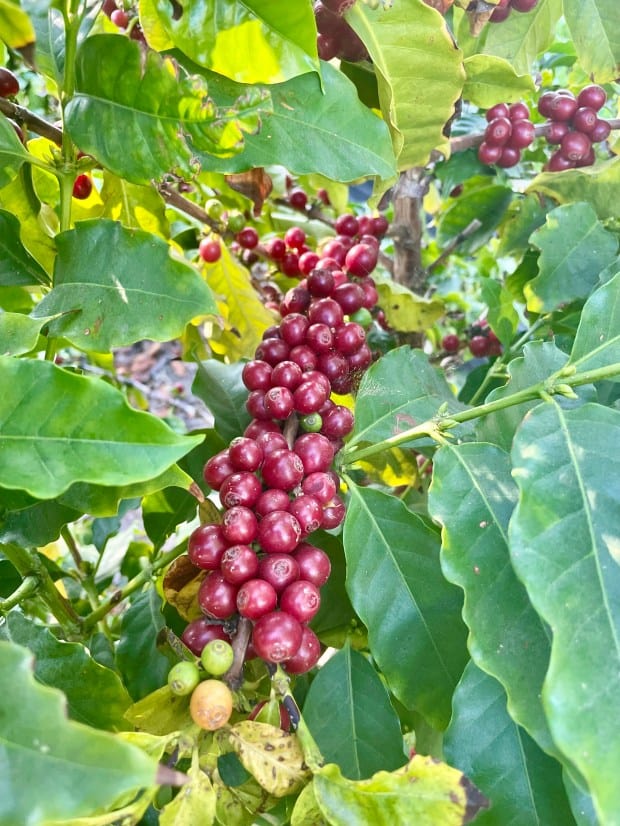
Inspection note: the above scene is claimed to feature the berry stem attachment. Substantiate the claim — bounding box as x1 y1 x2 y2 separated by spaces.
222 616 252 691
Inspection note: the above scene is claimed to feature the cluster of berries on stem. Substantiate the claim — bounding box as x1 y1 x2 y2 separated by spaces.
538 85 610 172
314 1 369 62
477 102 535 168
182 221 382 678
442 320 501 358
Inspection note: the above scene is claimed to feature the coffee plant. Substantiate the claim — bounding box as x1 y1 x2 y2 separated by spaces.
0 0 619 824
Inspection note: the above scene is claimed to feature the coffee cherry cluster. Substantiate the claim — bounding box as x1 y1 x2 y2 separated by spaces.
489 0 539 23
101 0 145 43
181 230 382 677
314 0 369 62
467 322 501 358
477 102 535 168
538 85 610 172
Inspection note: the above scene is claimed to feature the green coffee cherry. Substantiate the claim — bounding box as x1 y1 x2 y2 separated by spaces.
201 638 234 676
168 660 200 696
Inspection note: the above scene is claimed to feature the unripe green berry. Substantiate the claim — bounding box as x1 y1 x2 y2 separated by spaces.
205 199 224 220
201 638 234 676
168 660 200 696
300 413 323 433
350 307 373 328
227 211 245 233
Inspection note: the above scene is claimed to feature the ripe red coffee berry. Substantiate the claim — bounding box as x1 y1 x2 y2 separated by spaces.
285 626 322 675
237 227 259 249
204 450 235 490
321 495 346 529
288 494 323 536
222 505 258 544
237 578 278 620
181 618 230 656
508 102 530 121
219 471 262 509
228 436 263 472
560 131 591 162
293 543 331 586
294 433 335 474
371 215 389 237
299 251 320 274
477 142 503 165
264 385 295 419
199 238 222 263
258 510 302 554
571 107 598 134
345 244 378 277
576 84 606 112
110 8 129 27
548 93 577 122
497 146 521 168
485 103 510 122
220 544 260 585
545 121 569 145
590 119 611 143
511 0 538 11
280 580 321 623
0 67 19 98
72 174 93 200
289 188 308 210
442 334 460 353
469 335 491 357
242 360 272 392
252 611 303 662
335 213 360 237
266 238 286 260
198 571 238 619
255 488 291 518
262 449 305 491
258 553 300 592
508 119 535 149
484 117 512 146
285 226 306 250
188 524 228 570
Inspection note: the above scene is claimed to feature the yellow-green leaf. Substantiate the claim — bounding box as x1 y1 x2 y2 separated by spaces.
527 157 620 221
463 54 534 108
227 721 311 798
0 0 34 49
124 685 193 736
375 274 444 332
205 243 275 360
346 0 465 169
160 751 216 826
313 757 488 826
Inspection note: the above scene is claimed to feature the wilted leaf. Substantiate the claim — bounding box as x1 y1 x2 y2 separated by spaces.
163 554 205 622
225 169 272 215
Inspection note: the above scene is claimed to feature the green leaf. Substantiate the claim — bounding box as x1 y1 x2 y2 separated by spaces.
509 402 620 824
345 348 469 452
437 184 513 253
343 484 468 728
428 443 556 755
0 356 202 499
346 0 465 169
563 0 620 82
524 203 619 313
1 612 131 732
198 61 396 184
124 685 193 736
204 242 275 361
0 168 57 274
33 220 216 350
476 341 595 450
0 209 49 286
313 757 488 826
309 531 355 641
568 271 620 378
302 646 405 780
0 311 49 356
444 662 576 826
0 0 35 48
374 274 444 333
65 35 269 185
117 588 171 701
144 0 319 84
527 157 620 222
480 279 518 347
497 195 549 258
462 55 535 108
0 498 80 548
0 112 31 189
192 360 251 445
0 641 157 825
482 0 563 76
143 487 197 549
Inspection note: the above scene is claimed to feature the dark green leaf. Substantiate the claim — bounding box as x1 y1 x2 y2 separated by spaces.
444 662 576 826
1 612 131 731
0 113 31 189
438 184 513 253
303 646 405 780
0 311 49 356
0 641 156 824
142 487 197 549
0 498 80 546
525 203 619 313
0 209 49 286
497 195 549 257
309 531 355 640
343 484 468 728
0 356 202 499
345 348 469 453
117 588 171 701
65 35 269 185
568 271 620 378
509 402 620 824
428 443 556 757
192 360 251 445
33 219 216 351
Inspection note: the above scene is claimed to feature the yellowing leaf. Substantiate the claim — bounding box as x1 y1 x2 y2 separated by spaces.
227 721 311 798
204 244 276 360
160 750 216 826
313 756 488 825
0 0 35 48
163 554 206 622
375 275 444 332
356 447 420 488
124 685 193 736
463 55 535 107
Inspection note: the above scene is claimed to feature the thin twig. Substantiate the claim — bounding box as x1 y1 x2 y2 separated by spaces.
426 218 482 273
0 98 63 145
